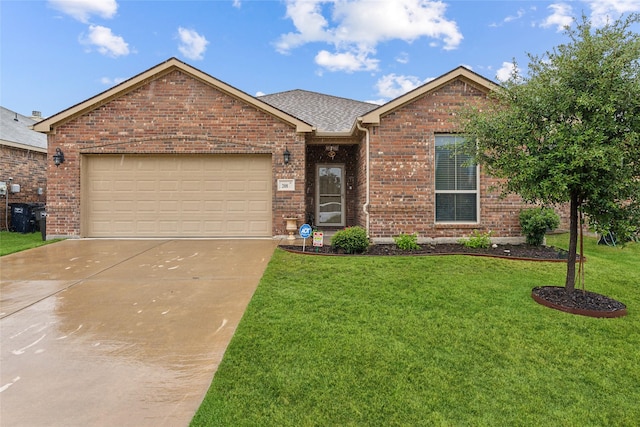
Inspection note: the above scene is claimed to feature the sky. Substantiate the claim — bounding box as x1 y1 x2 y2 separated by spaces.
1 0 639 118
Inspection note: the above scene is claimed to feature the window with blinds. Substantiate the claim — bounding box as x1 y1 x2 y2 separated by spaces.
435 135 478 222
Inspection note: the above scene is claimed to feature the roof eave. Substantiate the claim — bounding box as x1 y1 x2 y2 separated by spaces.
1 139 47 153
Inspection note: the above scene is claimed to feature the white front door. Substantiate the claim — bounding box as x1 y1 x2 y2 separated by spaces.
316 164 345 227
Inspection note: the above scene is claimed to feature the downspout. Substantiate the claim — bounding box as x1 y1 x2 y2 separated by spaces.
356 120 370 237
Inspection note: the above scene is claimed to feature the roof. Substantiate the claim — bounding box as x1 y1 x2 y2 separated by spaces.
360 66 499 125
0 106 47 151
32 59 498 138
34 57 314 134
259 90 378 133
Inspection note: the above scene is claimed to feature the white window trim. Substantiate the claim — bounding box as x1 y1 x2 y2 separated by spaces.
434 136 480 224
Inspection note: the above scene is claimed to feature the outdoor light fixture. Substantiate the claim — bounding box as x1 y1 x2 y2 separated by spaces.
283 147 291 165
53 147 65 167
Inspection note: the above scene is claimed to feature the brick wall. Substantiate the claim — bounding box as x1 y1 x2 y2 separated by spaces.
0 144 47 231
45 69 304 238
365 77 568 240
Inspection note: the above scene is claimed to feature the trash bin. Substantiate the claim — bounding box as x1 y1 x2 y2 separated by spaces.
9 203 44 234
33 205 47 240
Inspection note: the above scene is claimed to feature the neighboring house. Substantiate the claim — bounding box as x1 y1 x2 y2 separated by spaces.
34 57 540 241
0 107 47 230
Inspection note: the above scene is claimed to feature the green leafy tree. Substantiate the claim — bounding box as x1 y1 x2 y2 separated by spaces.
461 14 640 292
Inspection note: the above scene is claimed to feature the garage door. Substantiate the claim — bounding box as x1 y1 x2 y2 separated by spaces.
82 155 272 237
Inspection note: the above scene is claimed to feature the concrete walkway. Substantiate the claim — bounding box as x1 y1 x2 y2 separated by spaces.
0 239 277 426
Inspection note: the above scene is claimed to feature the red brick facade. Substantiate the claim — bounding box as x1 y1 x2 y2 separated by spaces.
45 69 305 237
37 60 567 241
362 78 567 241
0 144 47 230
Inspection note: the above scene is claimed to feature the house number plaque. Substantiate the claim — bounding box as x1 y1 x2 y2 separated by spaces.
277 179 295 191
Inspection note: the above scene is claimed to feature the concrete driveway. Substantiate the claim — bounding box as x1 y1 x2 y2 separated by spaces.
0 239 277 426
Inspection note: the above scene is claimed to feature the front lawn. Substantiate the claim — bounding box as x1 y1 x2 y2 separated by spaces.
192 234 639 426
0 231 61 256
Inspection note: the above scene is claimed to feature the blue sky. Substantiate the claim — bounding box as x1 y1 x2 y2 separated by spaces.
2 0 639 118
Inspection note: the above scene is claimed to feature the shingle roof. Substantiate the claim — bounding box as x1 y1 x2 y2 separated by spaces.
0 106 47 150
258 90 379 133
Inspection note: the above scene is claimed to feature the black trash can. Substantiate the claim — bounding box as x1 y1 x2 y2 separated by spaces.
33 205 47 240
9 203 44 234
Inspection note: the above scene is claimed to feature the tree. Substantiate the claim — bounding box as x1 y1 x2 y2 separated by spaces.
461 14 640 293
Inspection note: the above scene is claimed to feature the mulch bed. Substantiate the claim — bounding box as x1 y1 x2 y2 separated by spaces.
280 243 571 261
532 286 627 318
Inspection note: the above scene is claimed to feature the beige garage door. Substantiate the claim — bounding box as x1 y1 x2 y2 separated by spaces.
82 155 272 237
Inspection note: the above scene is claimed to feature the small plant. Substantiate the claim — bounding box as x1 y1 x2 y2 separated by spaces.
519 207 560 246
458 230 492 249
331 226 370 254
394 233 421 251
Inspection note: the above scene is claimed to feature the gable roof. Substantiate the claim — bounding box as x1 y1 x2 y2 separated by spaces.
1 106 47 152
360 66 499 125
259 90 378 134
34 57 314 134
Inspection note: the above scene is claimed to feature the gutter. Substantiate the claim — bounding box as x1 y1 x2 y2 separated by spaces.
356 119 370 237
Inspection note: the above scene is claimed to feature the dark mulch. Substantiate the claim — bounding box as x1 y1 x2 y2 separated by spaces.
281 243 571 261
532 286 627 317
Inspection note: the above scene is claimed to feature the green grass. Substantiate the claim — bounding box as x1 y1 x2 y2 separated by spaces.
0 231 61 256
192 234 640 426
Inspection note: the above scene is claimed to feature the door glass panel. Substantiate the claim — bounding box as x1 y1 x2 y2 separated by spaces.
318 166 344 226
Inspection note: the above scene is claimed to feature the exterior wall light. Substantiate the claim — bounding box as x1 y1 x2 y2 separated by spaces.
283 147 291 165
53 147 65 167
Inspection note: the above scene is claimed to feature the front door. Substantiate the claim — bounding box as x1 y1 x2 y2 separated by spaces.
316 164 345 227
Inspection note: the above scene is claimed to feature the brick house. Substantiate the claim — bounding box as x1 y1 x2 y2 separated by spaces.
34 57 541 242
1 107 47 231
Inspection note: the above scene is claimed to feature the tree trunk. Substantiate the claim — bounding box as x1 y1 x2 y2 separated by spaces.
565 191 579 293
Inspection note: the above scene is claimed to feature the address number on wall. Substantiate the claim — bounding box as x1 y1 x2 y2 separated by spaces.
277 179 295 191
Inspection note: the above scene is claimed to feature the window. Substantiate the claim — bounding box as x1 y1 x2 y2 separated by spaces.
435 135 478 222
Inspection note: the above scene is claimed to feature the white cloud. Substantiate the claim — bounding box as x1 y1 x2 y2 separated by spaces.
396 52 410 64
255 91 266 97
540 3 574 31
584 0 640 26
177 27 209 60
48 0 118 23
375 73 432 99
81 25 129 57
276 0 462 73
315 48 379 72
504 8 526 23
496 61 518 82
232 0 241 8
100 76 126 85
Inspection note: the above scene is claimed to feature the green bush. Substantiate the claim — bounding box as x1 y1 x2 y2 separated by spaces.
458 230 492 249
331 226 370 254
394 233 421 251
519 207 561 246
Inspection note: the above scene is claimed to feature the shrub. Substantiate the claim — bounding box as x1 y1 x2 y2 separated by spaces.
458 230 492 249
394 233 421 251
331 226 370 254
519 207 561 246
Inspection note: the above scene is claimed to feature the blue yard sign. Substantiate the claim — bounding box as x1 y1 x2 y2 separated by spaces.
299 223 312 239
299 223 312 251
